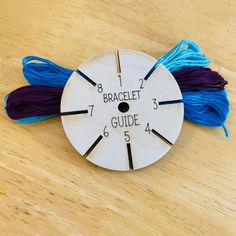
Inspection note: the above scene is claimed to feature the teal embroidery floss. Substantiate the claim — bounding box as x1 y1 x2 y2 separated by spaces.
182 88 229 137
22 56 73 87
22 39 210 87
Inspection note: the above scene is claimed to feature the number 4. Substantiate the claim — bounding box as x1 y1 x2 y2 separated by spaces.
145 123 151 134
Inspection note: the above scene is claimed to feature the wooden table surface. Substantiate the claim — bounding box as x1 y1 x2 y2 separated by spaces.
0 1 235 235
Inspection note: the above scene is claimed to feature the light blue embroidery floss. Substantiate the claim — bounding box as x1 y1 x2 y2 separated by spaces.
154 39 211 72
16 115 57 124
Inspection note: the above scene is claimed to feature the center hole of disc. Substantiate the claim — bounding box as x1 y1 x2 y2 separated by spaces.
118 102 129 113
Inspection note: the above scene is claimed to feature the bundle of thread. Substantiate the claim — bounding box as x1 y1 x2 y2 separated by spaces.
4 39 230 137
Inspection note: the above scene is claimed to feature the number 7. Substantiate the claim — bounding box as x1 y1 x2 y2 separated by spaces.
88 105 94 116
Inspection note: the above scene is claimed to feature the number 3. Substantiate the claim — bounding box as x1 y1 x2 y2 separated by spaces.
152 98 158 110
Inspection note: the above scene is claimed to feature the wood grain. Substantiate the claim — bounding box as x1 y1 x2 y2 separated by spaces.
0 0 235 235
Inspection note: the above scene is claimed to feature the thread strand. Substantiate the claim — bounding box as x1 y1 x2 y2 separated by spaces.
5 67 229 137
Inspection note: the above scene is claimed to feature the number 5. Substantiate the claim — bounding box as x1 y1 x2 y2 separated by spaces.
124 131 130 142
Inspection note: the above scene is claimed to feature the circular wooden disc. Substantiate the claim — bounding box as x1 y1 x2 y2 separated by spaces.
61 49 184 171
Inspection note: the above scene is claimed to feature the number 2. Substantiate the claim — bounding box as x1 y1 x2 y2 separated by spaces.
139 79 144 89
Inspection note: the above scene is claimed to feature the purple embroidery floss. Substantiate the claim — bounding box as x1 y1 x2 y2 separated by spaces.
173 67 228 91
5 86 63 120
